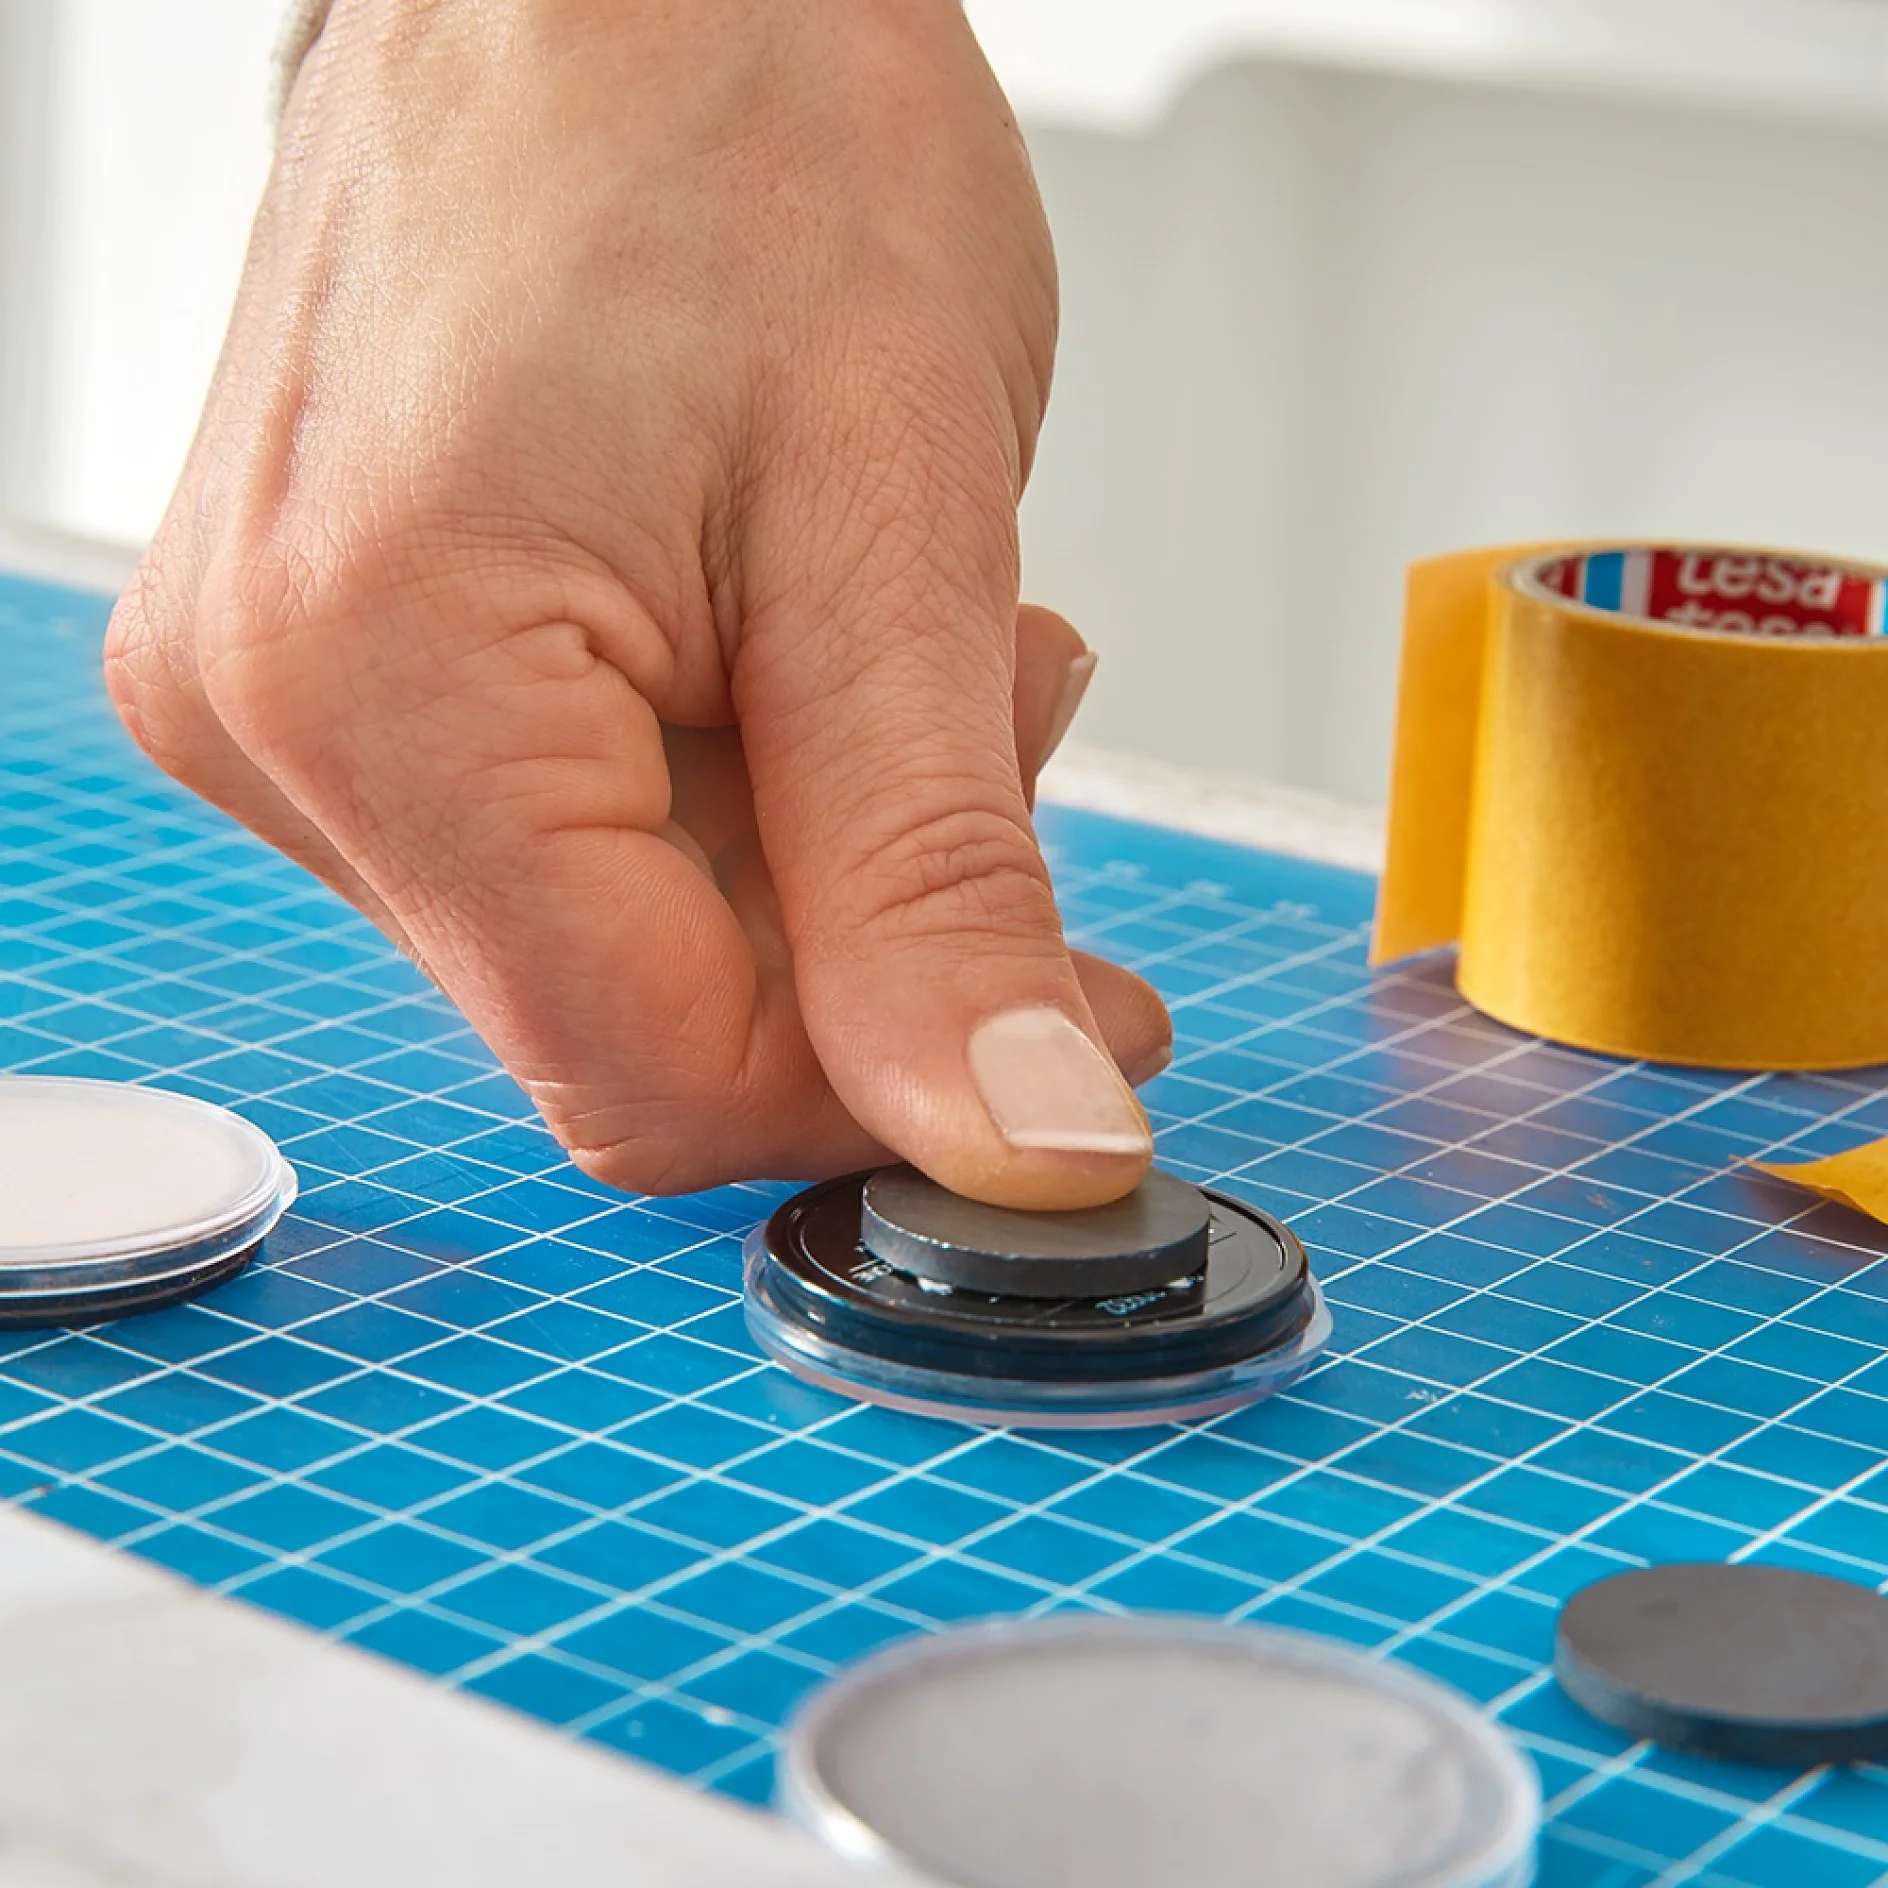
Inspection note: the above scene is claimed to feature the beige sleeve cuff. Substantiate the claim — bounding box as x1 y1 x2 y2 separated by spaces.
273 0 335 124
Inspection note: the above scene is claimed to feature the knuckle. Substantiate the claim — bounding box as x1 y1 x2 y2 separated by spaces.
528 1066 744 1200
775 319 1018 517
569 1144 701 1199
191 542 330 753
194 519 629 747
190 526 480 766
843 797 1057 949
102 560 211 783
101 591 159 740
558 1123 718 1200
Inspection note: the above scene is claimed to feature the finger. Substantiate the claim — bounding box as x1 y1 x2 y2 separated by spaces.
1072 951 1172 1089
671 600 1088 951
1011 602 1094 807
1012 612 1171 1083
665 626 1167 1094
105 544 415 953
737 383 1151 1212
197 554 872 1192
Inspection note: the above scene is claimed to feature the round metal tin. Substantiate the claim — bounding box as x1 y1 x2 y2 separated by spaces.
744 1171 1331 1427
782 1615 1540 1888
0 1077 297 1327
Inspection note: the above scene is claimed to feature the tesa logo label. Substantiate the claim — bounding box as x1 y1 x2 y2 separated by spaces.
1646 550 1873 638
1675 554 1841 608
1533 548 1885 639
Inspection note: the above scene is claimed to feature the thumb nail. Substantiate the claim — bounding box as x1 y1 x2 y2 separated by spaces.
967 1005 1151 1156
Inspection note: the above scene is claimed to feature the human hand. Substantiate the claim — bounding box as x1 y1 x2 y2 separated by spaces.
105 0 1171 1208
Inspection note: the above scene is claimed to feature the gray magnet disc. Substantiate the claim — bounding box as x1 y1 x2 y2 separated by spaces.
1556 1563 1888 1766
782 1616 1540 1888
859 1164 1210 1298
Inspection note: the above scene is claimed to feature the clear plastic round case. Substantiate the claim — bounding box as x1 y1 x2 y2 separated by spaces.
744 1170 1332 1428
783 1615 1540 1888
0 1077 296 1323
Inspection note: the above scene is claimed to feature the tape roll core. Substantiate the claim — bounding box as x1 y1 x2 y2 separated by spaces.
1375 542 1888 1071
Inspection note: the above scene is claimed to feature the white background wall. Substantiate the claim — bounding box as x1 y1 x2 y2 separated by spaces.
0 0 277 537
1023 61 1888 802
4 0 1888 806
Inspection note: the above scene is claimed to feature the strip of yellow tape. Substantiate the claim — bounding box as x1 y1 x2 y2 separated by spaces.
1372 542 1888 1220
1751 1147 1888 1222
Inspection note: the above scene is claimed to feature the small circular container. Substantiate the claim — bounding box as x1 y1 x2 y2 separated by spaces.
0 1077 297 1326
745 1172 1331 1428
782 1616 1540 1888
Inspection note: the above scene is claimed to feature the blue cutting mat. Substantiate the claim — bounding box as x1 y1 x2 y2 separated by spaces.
8 570 1888 1887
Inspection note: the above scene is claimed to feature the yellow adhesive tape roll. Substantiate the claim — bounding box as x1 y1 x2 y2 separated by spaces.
1372 542 1888 1071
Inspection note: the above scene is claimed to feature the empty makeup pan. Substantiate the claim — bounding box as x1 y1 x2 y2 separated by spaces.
784 1616 1540 1888
0 1076 296 1325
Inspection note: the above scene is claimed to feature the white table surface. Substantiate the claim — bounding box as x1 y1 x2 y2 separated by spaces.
0 1502 921 1888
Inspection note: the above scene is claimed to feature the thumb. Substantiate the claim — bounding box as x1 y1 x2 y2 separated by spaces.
737 417 1150 1210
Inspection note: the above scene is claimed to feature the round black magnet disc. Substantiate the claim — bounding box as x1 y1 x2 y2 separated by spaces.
743 1170 1331 1427
860 1164 1210 1299
1556 1563 1888 1766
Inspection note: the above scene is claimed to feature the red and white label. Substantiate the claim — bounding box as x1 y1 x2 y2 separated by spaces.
1530 548 1884 638
1647 552 1874 637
